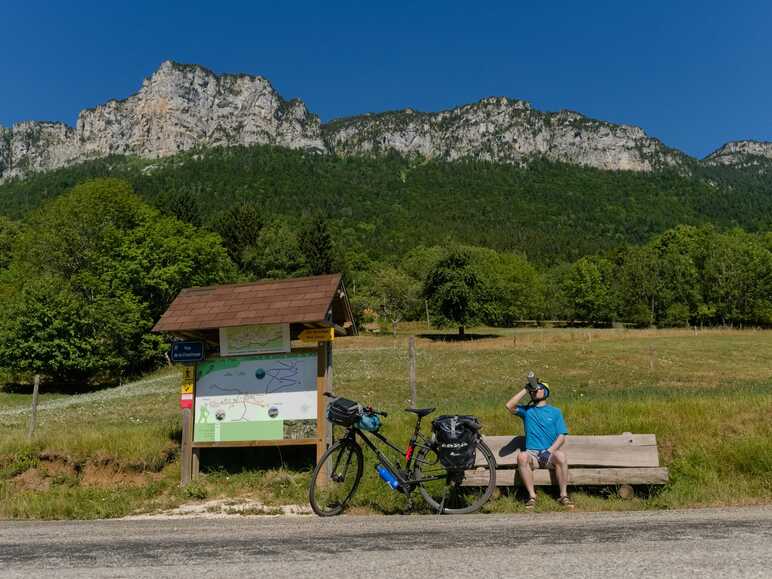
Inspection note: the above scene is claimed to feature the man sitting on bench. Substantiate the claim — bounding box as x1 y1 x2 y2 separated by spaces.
505 373 574 510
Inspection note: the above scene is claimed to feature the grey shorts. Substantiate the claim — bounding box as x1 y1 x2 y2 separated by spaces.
526 450 555 470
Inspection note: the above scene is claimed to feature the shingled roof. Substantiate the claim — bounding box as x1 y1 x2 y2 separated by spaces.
152 273 354 334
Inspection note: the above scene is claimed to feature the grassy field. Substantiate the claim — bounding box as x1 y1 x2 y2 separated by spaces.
1 327 770 519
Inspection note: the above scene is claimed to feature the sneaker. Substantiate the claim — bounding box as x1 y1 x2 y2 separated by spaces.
558 495 575 510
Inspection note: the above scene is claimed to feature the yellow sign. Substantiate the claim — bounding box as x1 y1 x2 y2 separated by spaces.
181 365 196 394
299 327 335 342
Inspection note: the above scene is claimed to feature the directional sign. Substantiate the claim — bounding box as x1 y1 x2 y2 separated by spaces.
171 341 205 363
180 365 195 395
299 327 335 343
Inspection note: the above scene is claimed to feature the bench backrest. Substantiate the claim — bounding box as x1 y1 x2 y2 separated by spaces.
478 434 660 468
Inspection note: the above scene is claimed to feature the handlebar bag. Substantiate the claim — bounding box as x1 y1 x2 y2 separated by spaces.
431 415 481 470
327 397 362 426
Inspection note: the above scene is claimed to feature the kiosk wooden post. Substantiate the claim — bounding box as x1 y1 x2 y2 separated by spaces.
180 407 193 485
177 363 197 485
191 448 201 480
315 340 334 483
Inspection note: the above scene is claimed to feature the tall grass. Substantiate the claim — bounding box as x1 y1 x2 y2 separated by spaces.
1 328 770 518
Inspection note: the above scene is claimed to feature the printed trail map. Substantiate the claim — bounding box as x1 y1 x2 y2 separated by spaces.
194 352 317 443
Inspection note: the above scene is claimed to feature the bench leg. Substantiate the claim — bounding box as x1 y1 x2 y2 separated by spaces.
618 484 635 499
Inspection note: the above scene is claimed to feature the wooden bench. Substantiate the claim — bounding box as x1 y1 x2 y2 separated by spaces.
464 433 668 491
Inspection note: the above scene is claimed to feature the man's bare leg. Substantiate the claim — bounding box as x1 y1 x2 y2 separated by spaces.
517 452 536 499
551 450 568 496
551 450 573 507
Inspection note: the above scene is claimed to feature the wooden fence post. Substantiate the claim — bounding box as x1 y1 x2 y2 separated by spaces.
649 345 657 371
27 374 40 440
408 336 417 408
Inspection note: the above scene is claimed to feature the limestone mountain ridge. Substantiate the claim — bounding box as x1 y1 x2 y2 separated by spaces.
0 61 766 181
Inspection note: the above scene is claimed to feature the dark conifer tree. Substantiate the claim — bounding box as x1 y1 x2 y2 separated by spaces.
298 213 336 275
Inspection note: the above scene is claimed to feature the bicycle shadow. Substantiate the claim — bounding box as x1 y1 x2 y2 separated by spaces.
491 436 563 487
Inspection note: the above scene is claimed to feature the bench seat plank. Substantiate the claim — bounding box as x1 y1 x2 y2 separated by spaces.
462 467 669 487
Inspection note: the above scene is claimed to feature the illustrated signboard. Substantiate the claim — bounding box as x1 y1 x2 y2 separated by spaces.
194 351 317 443
219 323 291 356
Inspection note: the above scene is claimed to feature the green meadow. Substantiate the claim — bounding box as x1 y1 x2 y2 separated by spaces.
1 327 770 519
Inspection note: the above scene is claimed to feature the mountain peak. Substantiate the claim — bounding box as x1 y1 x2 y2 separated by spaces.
704 140 772 166
1 61 324 181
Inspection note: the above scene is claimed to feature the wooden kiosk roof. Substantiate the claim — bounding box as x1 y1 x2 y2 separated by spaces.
152 273 356 336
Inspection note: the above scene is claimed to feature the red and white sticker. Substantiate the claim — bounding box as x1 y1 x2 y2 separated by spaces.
180 392 193 409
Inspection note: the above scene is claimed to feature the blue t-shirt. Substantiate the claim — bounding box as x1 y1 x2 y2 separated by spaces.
515 404 568 451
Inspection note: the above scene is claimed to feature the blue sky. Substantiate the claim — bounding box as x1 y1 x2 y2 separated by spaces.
1 0 770 158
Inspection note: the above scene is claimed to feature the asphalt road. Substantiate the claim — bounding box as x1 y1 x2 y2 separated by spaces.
1 507 770 578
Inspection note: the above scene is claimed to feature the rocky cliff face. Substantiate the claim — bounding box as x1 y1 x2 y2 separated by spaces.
0 126 9 177
324 97 685 171
4 121 78 178
703 140 772 166
75 61 324 160
0 61 324 181
0 61 747 182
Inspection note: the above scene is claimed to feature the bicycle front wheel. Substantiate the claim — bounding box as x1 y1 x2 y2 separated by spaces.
308 438 364 516
415 439 497 514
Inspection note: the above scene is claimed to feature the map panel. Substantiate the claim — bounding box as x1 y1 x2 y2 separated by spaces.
219 323 290 356
194 352 317 443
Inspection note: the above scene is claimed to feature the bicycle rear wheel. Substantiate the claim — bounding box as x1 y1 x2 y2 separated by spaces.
415 439 497 514
308 438 364 516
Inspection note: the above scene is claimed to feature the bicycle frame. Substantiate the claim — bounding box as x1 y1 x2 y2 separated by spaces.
337 417 447 490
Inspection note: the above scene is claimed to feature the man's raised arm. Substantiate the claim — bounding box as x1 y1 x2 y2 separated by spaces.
505 388 528 414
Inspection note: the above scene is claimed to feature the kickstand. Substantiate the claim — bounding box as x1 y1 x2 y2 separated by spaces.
438 484 449 514
402 489 414 513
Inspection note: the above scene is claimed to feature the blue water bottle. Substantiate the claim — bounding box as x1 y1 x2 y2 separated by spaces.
376 465 400 490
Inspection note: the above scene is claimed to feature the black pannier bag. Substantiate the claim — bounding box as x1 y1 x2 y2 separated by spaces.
327 397 362 426
432 415 481 470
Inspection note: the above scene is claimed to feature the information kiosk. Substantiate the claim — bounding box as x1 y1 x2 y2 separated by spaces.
153 273 356 483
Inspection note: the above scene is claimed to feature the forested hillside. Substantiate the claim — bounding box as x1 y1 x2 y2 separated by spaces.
1 145 770 264
0 148 770 385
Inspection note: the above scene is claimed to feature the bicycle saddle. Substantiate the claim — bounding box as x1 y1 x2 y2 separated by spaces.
404 407 435 418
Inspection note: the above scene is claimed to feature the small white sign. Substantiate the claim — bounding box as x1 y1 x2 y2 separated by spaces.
219 323 291 356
